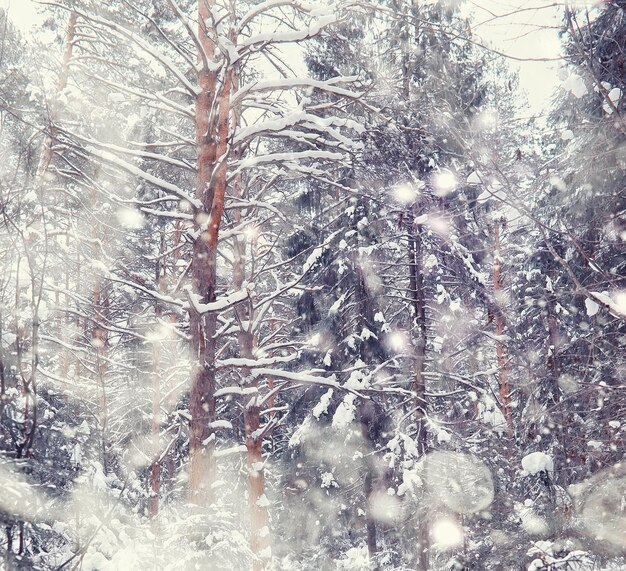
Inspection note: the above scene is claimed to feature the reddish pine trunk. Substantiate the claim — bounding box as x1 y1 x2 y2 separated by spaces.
239 315 270 569
37 11 76 179
188 0 217 503
188 0 233 506
231 199 271 567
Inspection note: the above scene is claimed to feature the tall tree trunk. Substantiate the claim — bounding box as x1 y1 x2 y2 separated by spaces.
162 222 183 494
399 3 430 564
188 0 233 506
353 254 379 569
92 274 109 473
21 11 77 461
231 179 271 568
545 265 567 483
149 229 171 517
244 357 270 571
408 218 429 571
60 196 70 392
37 11 76 180
149 299 162 518
493 220 513 436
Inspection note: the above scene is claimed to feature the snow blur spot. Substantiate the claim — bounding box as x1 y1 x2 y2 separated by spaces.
368 490 401 524
415 451 495 514
144 324 171 343
549 176 567 192
393 182 421 204
243 225 259 241
519 506 550 536
557 374 579 394
473 109 497 132
307 333 321 347
425 214 451 238
116 207 145 229
613 290 626 315
124 433 154 470
431 518 464 549
385 330 409 352
570 462 626 553
432 170 457 197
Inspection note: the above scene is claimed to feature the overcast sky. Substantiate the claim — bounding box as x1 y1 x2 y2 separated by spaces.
0 0 577 115
466 1 569 116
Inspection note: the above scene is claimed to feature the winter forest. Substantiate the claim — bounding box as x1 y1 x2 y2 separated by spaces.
0 0 624 569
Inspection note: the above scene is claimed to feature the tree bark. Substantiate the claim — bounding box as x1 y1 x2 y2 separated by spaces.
408 218 429 571
231 182 271 568
149 294 162 518
493 220 513 436
37 11 76 180
354 261 379 568
188 0 233 506
244 363 270 571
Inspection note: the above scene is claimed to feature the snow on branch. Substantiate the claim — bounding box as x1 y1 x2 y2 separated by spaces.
223 200 288 223
252 230 342 316
183 288 250 315
51 4 200 96
139 207 194 221
214 445 248 458
79 72 195 120
238 0 333 32
231 150 346 176
84 146 201 209
234 111 365 150
240 13 338 51
216 355 297 370
106 274 185 309
589 291 626 320
233 77 363 104
251 368 367 398
76 135 194 172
